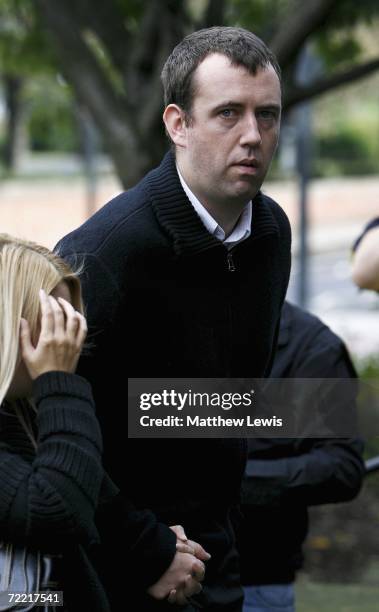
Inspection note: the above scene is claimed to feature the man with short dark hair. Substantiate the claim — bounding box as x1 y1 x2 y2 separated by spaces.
57 26 291 611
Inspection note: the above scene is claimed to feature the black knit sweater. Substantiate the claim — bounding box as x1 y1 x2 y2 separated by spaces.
56 151 291 608
0 371 113 612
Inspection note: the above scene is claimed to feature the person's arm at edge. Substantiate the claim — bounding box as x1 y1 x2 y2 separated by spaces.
244 335 365 507
352 225 379 291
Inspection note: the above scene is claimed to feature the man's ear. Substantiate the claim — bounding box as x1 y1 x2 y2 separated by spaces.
163 104 188 148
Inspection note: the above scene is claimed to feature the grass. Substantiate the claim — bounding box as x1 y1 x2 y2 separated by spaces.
296 578 379 612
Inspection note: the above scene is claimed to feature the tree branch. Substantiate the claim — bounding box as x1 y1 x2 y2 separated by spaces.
71 0 130 78
125 0 186 97
127 0 188 158
124 0 163 96
283 57 379 110
202 0 226 27
33 0 147 186
270 0 338 68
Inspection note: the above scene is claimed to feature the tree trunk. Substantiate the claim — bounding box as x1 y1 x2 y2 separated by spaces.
2 75 27 172
34 0 149 188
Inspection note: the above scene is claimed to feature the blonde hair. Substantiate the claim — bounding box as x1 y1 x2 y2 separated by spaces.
0 233 84 408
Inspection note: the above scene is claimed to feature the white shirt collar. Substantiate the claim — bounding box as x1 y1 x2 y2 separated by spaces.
177 167 252 250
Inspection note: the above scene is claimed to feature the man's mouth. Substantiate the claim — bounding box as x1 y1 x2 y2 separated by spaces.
235 159 259 167
233 159 260 174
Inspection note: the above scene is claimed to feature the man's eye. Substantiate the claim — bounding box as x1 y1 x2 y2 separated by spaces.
220 109 235 118
259 110 277 120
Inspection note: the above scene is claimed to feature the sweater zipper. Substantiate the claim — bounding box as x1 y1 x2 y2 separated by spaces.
225 247 237 375
227 251 236 272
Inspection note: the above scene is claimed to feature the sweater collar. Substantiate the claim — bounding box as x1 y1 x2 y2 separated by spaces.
146 150 280 256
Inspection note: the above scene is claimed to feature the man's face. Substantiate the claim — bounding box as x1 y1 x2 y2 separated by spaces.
176 53 281 210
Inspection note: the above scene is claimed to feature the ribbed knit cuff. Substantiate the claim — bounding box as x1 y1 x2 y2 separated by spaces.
33 372 101 449
33 371 94 407
135 522 177 589
0 457 30 522
35 440 103 501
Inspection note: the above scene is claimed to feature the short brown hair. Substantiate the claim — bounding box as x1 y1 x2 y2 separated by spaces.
161 26 281 114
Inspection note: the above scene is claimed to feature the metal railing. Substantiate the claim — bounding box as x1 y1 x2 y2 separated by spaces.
365 455 379 475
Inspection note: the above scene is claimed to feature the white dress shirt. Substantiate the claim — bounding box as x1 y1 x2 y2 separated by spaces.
177 167 252 251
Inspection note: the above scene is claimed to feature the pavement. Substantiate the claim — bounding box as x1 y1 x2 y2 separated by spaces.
1 153 378 360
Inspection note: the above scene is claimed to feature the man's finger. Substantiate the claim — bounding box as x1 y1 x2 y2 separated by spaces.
187 540 211 561
182 574 203 597
191 560 205 582
172 587 189 606
176 542 195 555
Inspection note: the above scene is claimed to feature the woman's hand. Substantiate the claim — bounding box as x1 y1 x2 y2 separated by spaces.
20 289 87 379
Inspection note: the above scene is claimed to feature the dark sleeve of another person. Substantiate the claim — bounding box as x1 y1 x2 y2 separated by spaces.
243 327 365 508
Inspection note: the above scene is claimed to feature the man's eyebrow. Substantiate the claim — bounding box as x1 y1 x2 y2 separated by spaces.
256 103 281 112
212 101 282 112
213 101 244 110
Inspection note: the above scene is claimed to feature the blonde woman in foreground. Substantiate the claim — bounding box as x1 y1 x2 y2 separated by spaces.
0 234 113 611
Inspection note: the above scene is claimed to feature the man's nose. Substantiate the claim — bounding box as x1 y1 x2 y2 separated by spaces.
240 115 262 148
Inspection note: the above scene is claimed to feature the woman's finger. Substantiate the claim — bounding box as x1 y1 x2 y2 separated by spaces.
39 289 54 338
74 313 88 351
48 295 65 337
57 297 80 339
19 318 34 360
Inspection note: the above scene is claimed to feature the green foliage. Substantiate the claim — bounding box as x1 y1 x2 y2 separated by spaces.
83 31 125 96
296 578 379 611
0 0 55 75
26 76 78 152
316 32 362 71
314 126 379 177
357 356 379 458
115 0 145 18
1 0 379 178
115 0 156 33
226 0 292 38
358 355 379 380
313 105 379 177
303 469 379 585
325 0 379 28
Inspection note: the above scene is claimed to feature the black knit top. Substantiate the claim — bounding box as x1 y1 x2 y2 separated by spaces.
0 371 113 612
